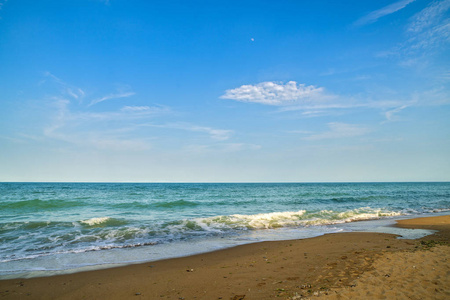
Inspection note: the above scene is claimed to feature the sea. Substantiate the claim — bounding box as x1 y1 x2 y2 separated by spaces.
1 182 449 279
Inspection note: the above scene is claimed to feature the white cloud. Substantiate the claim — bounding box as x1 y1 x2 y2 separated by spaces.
121 106 151 112
40 94 170 152
383 105 409 122
386 0 450 58
43 71 65 84
147 123 233 141
276 98 413 115
42 72 85 100
408 18 450 50
88 91 135 107
300 110 328 117
66 88 85 100
303 123 370 140
78 107 169 122
187 125 233 141
408 0 450 32
37 74 232 152
354 0 416 26
221 81 326 105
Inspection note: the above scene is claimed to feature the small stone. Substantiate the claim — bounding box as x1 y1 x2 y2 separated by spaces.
300 284 312 289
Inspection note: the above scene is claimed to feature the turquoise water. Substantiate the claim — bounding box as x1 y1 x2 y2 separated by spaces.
1 182 449 278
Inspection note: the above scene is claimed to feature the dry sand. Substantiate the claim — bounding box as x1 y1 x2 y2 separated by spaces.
0 215 448 300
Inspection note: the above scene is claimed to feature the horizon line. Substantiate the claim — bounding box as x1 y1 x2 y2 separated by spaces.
1 181 448 184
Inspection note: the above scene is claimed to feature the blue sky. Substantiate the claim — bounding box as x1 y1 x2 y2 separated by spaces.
0 0 449 182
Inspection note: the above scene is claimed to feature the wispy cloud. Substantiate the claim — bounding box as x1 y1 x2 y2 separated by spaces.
406 0 450 51
43 71 63 83
38 74 232 152
383 105 409 123
276 97 413 116
42 98 168 151
354 0 416 26
378 0 450 61
41 71 86 101
121 105 152 112
146 123 233 141
183 124 233 141
36 74 172 152
438 70 450 80
0 0 8 11
408 19 450 50
408 0 450 32
88 91 136 107
66 88 83 99
302 123 370 140
184 143 261 154
221 80 424 122
44 124 153 152
221 81 327 105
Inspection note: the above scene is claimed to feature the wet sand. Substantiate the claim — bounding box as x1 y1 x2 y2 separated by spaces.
0 215 448 299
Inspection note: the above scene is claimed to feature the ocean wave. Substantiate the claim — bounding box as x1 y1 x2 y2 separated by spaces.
153 199 200 208
0 241 160 263
329 195 390 202
79 217 129 227
0 199 84 211
429 208 450 213
203 210 308 229
0 207 440 267
169 207 404 232
112 199 200 209
0 221 75 232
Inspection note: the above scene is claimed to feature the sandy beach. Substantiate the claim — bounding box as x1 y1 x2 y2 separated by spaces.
0 215 448 300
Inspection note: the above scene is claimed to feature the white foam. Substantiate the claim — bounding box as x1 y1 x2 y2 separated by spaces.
80 217 111 226
186 208 403 231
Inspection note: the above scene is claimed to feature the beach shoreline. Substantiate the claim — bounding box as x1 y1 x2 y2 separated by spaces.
0 214 448 299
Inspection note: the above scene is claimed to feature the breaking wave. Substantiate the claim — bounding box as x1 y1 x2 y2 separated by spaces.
173 207 403 231
79 217 129 227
